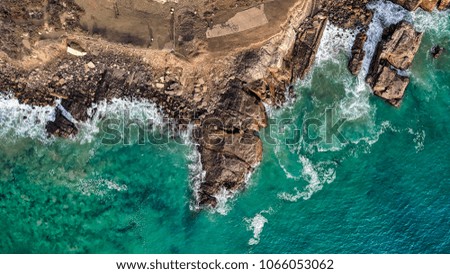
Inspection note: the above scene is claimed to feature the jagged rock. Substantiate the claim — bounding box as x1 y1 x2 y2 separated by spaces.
420 0 439 11
46 107 78 138
390 0 423 11
290 14 328 81
348 32 367 75
323 0 372 30
366 21 423 107
438 0 450 10
379 21 423 70
193 80 266 208
431 45 445 58
371 65 410 107
46 95 97 137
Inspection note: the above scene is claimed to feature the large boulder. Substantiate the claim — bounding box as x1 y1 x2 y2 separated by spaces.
371 65 410 107
379 21 424 70
390 0 423 11
420 0 439 11
366 21 423 107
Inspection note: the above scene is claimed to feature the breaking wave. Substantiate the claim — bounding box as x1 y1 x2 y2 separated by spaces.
0 93 56 143
79 98 165 144
0 92 166 145
315 23 356 65
272 0 420 203
412 8 450 35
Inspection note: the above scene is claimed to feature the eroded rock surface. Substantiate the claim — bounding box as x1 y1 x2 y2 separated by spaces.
421 0 439 11
193 80 266 208
366 21 423 107
290 13 328 81
348 32 368 76
390 0 423 11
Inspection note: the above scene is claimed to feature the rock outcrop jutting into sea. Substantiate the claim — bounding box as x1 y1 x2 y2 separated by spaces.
366 21 424 107
0 0 447 210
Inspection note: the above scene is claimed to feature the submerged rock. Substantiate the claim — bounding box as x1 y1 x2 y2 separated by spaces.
431 45 445 58
366 21 423 107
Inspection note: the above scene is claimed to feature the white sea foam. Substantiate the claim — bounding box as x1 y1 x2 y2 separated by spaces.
244 208 273 245
337 1 410 121
273 140 303 180
0 93 56 143
0 93 166 144
278 157 336 202
208 167 258 216
297 23 355 98
365 1 411 75
408 128 426 152
212 188 235 216
78 98 165 144
412 8 450 35
78 178 128 197
315 23 356 65
184 125 207 213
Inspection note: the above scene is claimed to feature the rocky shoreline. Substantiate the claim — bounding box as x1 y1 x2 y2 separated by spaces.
0 0 447 210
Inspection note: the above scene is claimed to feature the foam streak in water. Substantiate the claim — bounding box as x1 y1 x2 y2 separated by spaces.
278 157 336 202
245 208 273 245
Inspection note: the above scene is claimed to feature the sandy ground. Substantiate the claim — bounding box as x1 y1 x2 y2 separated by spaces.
74 0 301 55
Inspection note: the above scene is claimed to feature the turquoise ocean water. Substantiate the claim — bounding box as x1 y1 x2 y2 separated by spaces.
1 2 449 253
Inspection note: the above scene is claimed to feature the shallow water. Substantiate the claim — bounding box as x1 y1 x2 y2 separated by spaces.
0 4 449 253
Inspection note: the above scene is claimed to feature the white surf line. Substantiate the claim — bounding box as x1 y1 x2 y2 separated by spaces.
0 92 56 142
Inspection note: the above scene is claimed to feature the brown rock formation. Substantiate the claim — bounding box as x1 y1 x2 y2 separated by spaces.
348 32 368 76
438 0 450 10
322 0 372 30
194 80 266 208
290 13 328 81
370 66 411 107
420 0 439 11
379 22 424 70
390 0 448 11
366 21 423 107
390 0 423 11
